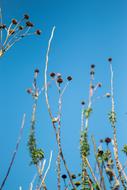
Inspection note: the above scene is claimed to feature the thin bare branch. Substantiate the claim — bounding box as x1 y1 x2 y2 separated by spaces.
0 114 26 190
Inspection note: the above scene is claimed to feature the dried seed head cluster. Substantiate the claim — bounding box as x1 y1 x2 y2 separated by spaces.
26 68 40 99
49 72 73 85
90 64 95 77
0 12 42 57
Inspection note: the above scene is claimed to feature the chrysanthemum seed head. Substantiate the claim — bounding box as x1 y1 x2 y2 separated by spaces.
57 77 63 84
91 64 95 68
34 69 39 74
108 57 112 62
50 72 55 77
105 137 111 144
67 76 72 81
61 174 67 179
24 14 29 19
26 88 32 94
26 21 34 27
12 19 17 25
36 29 41 35
98 83 102 87
19 26 23 30
106 93 111 98
81 101 85 105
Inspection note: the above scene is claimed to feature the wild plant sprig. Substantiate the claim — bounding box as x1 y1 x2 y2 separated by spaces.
0 9 41 57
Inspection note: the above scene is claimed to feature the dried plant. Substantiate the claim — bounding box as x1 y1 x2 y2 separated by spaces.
0 8 41 57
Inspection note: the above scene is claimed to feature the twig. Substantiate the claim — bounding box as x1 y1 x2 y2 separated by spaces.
42 151 53 182
0 114 26 190
44 26 76 190
110 63 127 187
91 135 106 190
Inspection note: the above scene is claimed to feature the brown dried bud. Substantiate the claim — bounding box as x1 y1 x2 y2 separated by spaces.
91 85 94 89
62 174 67 179
0 24 6 29
12 19 17 25
81 101 85 105
36 29 41 35
67 76 72 81
24 14 29 19
108 58 112 62
98 83 102 87
26 21 34 27
26 88 32 94
71 174 76 179
90 71 95 75
105 137 111 144
50 72 55 77
57 77 63 84
106 93 111 98
9 29 15 35
56 73 61 78
34 69 39 74
19 26 23 30
74 181 81 187
91 64 95 68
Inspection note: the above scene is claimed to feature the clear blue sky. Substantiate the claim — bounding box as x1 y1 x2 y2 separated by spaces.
0 0 127 189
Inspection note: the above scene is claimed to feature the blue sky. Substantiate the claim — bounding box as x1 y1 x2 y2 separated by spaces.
0 0 127 189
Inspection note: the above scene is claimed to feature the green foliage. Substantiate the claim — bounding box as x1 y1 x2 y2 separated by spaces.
122 144 127 156
28 126 44 165
80 130 90 157
102 150 111 162
108 111 116 126
84 108 92 119
28 103 44 165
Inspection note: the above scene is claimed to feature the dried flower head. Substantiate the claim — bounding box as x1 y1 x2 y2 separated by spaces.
34 69 39 74
100 139 103 143
98 150 104 156
61 174 67 179
36 30 41 35
91 64 95 68
90 71 95 75
67 76 72 81
24 14 29 19
0 24 6 29
19 26 23 30
91 85 94 89
105 137 111 144
108 57 112 62
74 181 81 187
26 88 32 94
98 83 102 87
26 21 34 27
106 93 111 98
57 77 63 84
71 174 76 179
50 72 55 77
12 19 17 25
81 101 85 105
56 73 62 78
9 29 15 35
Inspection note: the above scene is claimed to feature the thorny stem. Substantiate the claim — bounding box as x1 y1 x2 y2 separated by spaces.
44 26 76 190
0 114 26 190
110 63 127 188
